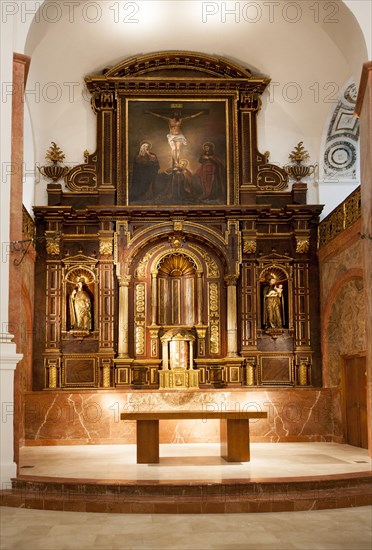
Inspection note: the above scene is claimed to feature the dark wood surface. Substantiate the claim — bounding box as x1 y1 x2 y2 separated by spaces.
343 356 368 449
121 411 267 420
121 410 267 463
137 420 159 463
220 419 250 462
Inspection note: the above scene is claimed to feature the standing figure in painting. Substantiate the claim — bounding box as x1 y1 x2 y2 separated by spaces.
145 109 205 167
131 141 160 201
263 275 285 329
156 159 199 203
195 142 224 201
69 279 92 331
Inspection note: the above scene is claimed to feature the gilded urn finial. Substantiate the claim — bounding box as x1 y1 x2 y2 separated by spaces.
284 141 315 182
38 142 70 183
288 141 310 164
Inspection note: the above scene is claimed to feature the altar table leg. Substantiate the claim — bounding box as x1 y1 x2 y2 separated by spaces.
220 419 250 462
137 420 159 463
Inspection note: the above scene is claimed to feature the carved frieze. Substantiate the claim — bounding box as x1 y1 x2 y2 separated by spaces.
189 244 220 278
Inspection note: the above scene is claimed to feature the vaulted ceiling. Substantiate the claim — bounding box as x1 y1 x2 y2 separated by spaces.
21 1 369 207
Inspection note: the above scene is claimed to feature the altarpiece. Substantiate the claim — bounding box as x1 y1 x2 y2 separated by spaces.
33 52 322 391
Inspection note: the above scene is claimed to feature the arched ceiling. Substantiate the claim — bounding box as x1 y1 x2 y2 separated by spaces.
22 1 369 206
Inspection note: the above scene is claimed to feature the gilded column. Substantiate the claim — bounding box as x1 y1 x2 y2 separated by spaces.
225 275 239 357
189 340 194 369
197 272 203 325
151 272 157 325
162 340 169 370
118 275 131 358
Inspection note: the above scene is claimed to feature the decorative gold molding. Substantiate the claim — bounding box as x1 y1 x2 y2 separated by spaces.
135 284 146 356
208 282 220 354
246 363 255 386
135 244 163 279
189 244 220 278
99 237 113 256
168 233 185 249
173 220 184 231
46 237 60 256
102 360 111 388
135 322 145 355
243 238 257 254
297 362 309 386
240 91 262 112
318 186 361 248
295 238 310 254
22 207 35 242
136 283 145 313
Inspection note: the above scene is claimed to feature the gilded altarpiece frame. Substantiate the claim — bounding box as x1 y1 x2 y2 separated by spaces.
34 52 322 391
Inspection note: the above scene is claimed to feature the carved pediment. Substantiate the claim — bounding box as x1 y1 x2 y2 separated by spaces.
161 328 195 342
62 253 98 267
258 252 293 263
85 51 269 95
97 51 254 80
257 253 293 281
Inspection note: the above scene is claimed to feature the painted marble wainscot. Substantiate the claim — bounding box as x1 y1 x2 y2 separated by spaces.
24 389 343 445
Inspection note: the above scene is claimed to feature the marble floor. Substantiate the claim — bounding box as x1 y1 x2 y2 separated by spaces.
18 442 372 481
2 443 371 549
1 505 371 549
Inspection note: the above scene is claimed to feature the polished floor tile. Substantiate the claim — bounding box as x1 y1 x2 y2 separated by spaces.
19 442 371 481
1 505 371 549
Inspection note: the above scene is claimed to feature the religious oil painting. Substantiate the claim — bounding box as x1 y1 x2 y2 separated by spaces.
127 99 229 205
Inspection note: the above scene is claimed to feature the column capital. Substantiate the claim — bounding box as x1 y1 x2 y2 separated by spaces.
224 274 239 286
118 275 131 287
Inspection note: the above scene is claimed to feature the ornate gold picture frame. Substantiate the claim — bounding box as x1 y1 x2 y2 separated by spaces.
126 98 229 206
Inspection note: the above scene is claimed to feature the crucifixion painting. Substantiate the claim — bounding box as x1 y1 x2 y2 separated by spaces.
127 100 228 206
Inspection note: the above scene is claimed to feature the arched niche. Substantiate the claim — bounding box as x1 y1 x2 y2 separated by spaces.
325 277 366 387
154 252 200 327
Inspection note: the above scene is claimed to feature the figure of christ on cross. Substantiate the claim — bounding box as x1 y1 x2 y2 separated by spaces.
145 109 205 166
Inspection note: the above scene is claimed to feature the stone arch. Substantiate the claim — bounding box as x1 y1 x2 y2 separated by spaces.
152 248 202 275
126 224 228 279
322 270 366 387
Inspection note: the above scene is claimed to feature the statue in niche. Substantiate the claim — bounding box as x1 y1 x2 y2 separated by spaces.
69 279 92 331
263 274 285 329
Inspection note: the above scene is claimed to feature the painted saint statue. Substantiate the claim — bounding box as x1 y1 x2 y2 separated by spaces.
69 279 92 331
263 275 285 329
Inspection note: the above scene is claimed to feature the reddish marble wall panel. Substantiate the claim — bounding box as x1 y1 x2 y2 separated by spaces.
318 222 365 388
355 62 372 456
24 388 342 445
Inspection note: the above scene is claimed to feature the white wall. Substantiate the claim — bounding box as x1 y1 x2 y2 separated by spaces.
1 0 371 212
14 0 367 209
